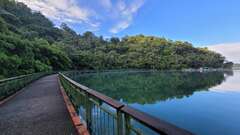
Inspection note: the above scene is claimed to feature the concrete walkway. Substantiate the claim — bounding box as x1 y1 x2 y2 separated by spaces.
0 75 76 135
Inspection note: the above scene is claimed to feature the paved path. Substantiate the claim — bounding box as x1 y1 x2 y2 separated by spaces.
0 75 76 135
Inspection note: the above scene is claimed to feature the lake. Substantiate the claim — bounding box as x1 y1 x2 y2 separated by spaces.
70 70 240 135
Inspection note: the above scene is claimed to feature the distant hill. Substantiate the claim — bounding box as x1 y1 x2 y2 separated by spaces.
0 0 226 78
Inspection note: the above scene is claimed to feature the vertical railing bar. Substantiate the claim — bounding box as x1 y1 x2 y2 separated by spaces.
113 114 115 135
86 93 92 134
103 108 105 135
93 104 95 134
94 106 96 135
108 114 111 134
98 106 100 135
95 105 97 135
100 108 102 135
117 110 123 135
107 113 109 135
84 91 87 122
96 106 99 134
80 92 83 120
125 113 131 135
100 107 102 135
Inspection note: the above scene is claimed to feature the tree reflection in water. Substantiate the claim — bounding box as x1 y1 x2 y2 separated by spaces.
72 71 228 104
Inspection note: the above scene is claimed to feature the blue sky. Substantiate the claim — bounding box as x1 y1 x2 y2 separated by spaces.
17 0 240 62
127 0 240 46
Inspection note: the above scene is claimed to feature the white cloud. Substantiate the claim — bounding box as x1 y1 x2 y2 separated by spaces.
16 0 99 28
110 0 145 33
207 42 240 63
16 0 145 33
110 20 129 33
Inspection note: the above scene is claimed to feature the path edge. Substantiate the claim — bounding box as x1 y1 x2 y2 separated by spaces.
0 88 24 106
57 75 90 135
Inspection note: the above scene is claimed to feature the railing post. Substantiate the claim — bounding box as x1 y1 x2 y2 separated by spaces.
86 93 92 134
124 113 131 135
117 110 123 135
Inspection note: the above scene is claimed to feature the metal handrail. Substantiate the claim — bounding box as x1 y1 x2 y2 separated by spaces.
0 74 30 83
0 72 51 83
59 72 194 135
121 106 192 135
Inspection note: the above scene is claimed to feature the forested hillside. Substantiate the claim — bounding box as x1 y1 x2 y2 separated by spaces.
0 0 225 78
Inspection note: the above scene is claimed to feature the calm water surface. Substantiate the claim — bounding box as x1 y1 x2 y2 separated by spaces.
72 70 240 135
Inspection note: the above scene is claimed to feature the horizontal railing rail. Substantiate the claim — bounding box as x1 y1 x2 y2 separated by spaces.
59 72 194 135
0 72 51 101
0 74 31 84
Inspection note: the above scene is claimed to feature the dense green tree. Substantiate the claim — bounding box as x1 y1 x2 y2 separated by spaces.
110 37 120 45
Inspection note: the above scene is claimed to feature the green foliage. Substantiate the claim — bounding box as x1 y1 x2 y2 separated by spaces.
67 35 225 70
0 32 71 77
0 17 8 33
0 0 72 77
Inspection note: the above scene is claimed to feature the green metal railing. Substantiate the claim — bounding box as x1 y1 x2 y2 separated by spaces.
0 73 49 101
59 72 194 135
